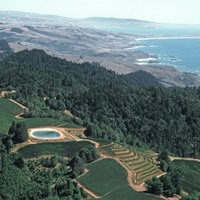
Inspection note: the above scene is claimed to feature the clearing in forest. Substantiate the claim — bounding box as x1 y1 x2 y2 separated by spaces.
78 158 162 200
0 98 84 134
99 142 163 185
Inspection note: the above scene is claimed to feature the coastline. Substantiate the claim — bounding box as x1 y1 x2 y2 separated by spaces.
128 36 200 76
135 36 200 41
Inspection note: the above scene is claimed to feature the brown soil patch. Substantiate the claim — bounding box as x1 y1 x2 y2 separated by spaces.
15 114 24 119
121 152 137 161
65 128 86 137
134 163 153 173
100 142 113 148
64 110 79 119
84 139 100 149
12 140 37 153
77 182 101 199
114 148 131 155
133 182 147 192
160 194 182 200
127 158 144 167
157 172 167 178
137 171 163 185
0 90 16 98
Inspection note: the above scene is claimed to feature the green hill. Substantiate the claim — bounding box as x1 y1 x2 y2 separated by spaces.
0 49 200 158
0 98 22 134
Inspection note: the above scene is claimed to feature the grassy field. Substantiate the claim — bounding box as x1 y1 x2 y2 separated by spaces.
18 141 92 158
22 118 84 129
0 99 83 135
173 160 200 194
78 158 161 200
87 138 112 146
62 122 84 128
0 99 22 134
98 185 161 200
78 158 128 196
22 118 67 128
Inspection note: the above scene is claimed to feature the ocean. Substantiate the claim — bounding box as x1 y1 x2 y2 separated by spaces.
135 38 200 75
98 25 200 75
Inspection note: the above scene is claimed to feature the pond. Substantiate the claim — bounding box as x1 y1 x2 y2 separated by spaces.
30 128 62 139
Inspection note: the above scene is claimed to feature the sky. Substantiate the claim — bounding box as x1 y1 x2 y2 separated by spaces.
0 0 200 24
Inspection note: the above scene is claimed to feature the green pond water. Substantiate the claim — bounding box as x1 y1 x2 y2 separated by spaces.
32 130 61 139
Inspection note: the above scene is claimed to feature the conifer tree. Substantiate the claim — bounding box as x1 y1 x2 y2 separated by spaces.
12 122 28 144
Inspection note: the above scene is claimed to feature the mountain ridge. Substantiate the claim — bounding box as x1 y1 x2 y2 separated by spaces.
0 10 159 26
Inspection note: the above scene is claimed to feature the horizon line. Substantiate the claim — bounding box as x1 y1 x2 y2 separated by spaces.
0 9 200 26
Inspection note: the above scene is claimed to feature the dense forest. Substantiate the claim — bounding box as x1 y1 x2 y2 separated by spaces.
0 49 200 158
0 40 13 59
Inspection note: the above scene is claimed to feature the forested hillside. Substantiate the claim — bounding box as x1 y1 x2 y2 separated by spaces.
0 40 13 59
0 49 200 158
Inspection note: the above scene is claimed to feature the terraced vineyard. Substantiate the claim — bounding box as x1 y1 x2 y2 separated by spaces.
78 158 162 200
100 143 163 185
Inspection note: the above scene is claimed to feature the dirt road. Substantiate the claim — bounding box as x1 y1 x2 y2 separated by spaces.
170 156 200 163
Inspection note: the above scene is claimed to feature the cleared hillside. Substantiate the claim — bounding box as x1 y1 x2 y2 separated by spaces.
100 143 162 185
0 99 22 134
78 158 162 200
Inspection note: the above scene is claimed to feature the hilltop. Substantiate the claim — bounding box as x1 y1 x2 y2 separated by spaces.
0 10 160 27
